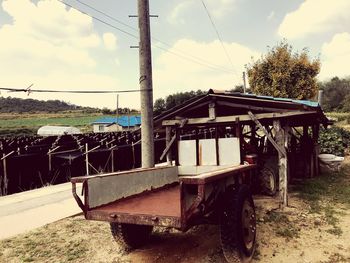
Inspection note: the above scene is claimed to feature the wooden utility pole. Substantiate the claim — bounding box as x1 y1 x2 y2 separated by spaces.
138 0 154 168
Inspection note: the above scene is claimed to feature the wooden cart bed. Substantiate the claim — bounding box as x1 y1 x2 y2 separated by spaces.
88 184 181 218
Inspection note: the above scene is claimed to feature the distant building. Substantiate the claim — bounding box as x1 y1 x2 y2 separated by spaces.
92 116 141 133
37 126 81 137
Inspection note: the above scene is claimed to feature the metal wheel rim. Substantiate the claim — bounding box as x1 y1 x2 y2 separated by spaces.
241 200 256 251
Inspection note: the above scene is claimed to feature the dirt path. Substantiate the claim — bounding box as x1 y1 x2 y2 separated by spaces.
1 162 349 263
1 196 349 263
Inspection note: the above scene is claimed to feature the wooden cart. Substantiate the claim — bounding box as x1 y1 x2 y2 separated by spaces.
71 127 257 262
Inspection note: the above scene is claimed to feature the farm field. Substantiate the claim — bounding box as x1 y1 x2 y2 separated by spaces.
0 111 348 137
326 112 350 131
0 112 112 136
0 158 349 263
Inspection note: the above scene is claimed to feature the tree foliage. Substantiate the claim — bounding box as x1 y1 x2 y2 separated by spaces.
247 41 320 100
320 77 350 112
319 126 350 156
153 89 206 116
0 97 93 113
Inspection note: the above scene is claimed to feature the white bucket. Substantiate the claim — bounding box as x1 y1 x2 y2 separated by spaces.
318 154 344 172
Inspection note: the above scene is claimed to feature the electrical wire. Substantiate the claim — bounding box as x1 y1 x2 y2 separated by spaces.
0 87 150 94
57 0 138 39
58 0 235 74
200 0 235 70
73 0 235 74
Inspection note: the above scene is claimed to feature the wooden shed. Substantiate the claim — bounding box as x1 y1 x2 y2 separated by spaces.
153 89 331 208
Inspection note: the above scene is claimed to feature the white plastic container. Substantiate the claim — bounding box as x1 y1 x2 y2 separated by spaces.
318 154 344 172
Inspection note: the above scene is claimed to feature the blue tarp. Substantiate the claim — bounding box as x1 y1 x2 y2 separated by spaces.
92 115 141 127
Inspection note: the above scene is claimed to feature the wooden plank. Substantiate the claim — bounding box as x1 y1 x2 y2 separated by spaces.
160 119 188 161
165 126 172 165
160 134 176 161
248 111 287 157
162 111 316 127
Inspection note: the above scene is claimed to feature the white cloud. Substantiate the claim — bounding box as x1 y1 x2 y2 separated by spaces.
319 32 350 80
0 0 125 109
0 0 99 68
278 0 350 39
168 2 191 25
103 32 117 51
169 0 236 24
153 39 259 99
267 11 275 21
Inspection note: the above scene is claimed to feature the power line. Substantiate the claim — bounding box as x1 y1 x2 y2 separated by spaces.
57 0 139 39
200 0 235 70
73 0 234 73
0 87 150 94
74 0 137 32
59 0 235 74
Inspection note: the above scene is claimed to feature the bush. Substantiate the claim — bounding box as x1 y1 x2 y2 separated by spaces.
319 126 350 156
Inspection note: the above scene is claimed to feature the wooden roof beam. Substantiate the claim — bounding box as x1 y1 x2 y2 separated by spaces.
162 111 317 127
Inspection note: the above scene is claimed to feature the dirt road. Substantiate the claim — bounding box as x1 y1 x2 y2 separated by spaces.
1 161 349 262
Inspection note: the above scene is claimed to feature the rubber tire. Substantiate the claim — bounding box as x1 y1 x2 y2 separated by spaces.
260 166 277 196
220 185 256 263
110 223 153 249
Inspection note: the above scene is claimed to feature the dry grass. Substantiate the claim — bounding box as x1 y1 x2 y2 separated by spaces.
1 161 350 262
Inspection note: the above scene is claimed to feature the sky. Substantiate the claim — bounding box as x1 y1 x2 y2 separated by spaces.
0 0 349 110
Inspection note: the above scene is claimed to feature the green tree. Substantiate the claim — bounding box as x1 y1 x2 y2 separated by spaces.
341 94 350 112
101 107 112 114
153 89 206 116
153 98 166 116
247 41 320 99
320 77 350 112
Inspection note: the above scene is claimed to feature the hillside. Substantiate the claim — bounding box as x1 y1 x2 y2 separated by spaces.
0 97 98 113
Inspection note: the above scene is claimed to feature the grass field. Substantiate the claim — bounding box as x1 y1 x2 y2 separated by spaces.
0 112 108 136
326 112 350 131
0 111 349 137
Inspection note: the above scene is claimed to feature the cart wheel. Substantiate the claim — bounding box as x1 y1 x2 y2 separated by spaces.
220 185 256 263
110 223 153 249
260 166 277 196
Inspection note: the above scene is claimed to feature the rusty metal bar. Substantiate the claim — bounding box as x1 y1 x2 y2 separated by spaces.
72 182 86 214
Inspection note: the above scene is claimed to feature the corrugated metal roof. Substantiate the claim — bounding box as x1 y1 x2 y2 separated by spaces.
154 89 330 128
92 115 141 127
214 90 320 107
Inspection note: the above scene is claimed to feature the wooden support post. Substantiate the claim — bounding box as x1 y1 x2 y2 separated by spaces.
165 126 172 165
250 123 256 148
195 128 199 166
2 153 8 196
215 126 219 165
48 153 52 172
85 143 89 176
312 125 320 177
175 128 179 166
111 149 115 172
235 118 243 164
273 120 288 209
209 102 216 120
